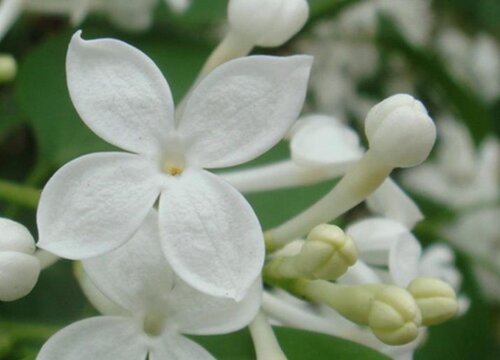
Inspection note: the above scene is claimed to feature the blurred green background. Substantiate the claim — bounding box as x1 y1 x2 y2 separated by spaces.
0 0 498 359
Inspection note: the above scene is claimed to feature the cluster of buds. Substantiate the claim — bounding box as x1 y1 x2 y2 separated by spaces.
265 223 458 346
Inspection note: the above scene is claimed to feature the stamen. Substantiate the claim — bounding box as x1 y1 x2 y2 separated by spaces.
163 161 184 177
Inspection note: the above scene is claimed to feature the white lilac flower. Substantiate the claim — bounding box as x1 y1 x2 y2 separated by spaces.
435 28 500 101
402 117 499 210
344 217 422 287
0 218 40 301
36 32 312 300
37 211 262 360
443 206 500 302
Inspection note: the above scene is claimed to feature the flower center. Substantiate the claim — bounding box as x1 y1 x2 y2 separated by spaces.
142 313 165 337
163 161 184 176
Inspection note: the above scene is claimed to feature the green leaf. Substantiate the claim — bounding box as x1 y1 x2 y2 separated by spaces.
16 30 111 167
193 327 390 360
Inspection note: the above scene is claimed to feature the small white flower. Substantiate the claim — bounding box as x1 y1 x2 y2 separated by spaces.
435 28 500 101
443 206 500 302
343 217 422 287
37 211 262 360
0 218 40 301
36 32 312 300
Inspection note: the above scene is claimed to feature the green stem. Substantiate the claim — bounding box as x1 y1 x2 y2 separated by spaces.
0 179 41 208
4 160 51 216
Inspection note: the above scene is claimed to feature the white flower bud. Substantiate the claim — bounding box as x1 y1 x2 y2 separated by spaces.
365 94 436 168
368 286 422 345
0 54 17 83
228 0 309 47
0 218 40 301
0 218 36 254
407 277 458 326
298 224 358 280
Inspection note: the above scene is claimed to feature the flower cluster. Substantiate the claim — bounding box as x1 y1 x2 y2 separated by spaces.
0 1 477 359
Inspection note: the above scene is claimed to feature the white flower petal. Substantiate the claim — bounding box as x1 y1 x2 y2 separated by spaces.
169 278 262 335
401 163 456 205
37 317 147 360
179 55 312 168
37 152 162 259
337 260 381 285
159 169 265 300
149 331 215 360
476 137 500 196
437 118 476 179
66 31 175 156
346 218 408 265
75 263 129 316
290 114 363 167
83 211 174 314
346 218 422 286
366 178 424 229
389 235 421 287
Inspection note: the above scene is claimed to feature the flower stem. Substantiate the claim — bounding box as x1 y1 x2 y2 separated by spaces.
0 179 40 208
266 150 392 251
220 160 346 193
248 312 288 360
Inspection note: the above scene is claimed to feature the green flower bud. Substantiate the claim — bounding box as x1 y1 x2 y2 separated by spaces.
407 277 458 326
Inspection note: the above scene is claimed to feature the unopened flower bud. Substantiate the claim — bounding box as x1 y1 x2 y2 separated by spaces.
228 0 309 47
369 286 422 345
407 277 458 326
299 224 357 280
365 94 436 168
0 218 40 301
0 54 17 83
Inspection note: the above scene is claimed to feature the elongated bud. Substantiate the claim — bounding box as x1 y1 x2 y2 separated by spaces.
0 218 40 301
265 224 357 281
228 0 309 47
407 277 458 326
293 280 422 345
265 95 435 250
299 224 357 280
365 94 436 168
0 54 16 83
368 286 422 345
